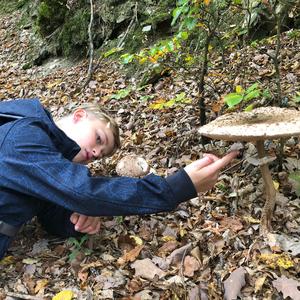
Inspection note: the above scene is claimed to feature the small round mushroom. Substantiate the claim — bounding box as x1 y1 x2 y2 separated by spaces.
116 155 150 177
198 107 300 235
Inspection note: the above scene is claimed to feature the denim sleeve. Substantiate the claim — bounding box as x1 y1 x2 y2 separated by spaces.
1 122 197 217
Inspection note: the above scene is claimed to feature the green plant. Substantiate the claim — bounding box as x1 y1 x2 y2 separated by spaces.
67 235 92 261
289 172 300 196
115 216 124 224
149 92 192 109
110 87 133 100
292 92 300 103
223 83 262 109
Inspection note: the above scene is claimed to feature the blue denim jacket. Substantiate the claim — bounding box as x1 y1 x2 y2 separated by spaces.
0 99 197 258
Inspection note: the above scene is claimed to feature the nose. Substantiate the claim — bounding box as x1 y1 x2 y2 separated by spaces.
92 146 102 159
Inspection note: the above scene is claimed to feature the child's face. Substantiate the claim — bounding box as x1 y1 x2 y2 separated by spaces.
69 109 115 164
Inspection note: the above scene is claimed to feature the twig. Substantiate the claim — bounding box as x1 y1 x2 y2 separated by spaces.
82 0 94 89
6 292 43 300
117 2 138 48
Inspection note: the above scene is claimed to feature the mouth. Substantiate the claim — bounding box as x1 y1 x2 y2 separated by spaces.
85 150 92 162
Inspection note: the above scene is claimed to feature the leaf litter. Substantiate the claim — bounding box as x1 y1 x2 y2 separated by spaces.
0 9 300 300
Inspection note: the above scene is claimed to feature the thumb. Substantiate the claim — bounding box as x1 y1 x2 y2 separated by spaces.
70 212 79 224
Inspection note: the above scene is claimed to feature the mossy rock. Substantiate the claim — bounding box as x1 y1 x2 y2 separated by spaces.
58 8 90 56
36 0 67 36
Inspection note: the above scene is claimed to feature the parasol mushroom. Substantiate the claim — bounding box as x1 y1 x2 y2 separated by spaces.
116 155 150 178
198 106 300 235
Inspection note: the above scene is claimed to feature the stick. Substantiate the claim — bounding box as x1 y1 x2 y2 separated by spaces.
82 0 94 89
6 292 43 300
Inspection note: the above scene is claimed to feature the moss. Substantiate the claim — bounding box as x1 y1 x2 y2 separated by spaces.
0 0 27 14
58 8 90 56
36 0 67 36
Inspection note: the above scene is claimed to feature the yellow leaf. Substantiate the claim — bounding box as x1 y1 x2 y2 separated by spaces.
52 290 74 300
259 253 294 269
0 256 14 265
35 279 49 294
179 228 187 238
235 85 244 94
243 215 260 224
130 235 143 246
254 276 266 293
273 180 279 190
161 235 176 242
46 79 62 89
204 0 211 5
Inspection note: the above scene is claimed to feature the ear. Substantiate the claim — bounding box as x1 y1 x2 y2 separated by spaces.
72 108 87 123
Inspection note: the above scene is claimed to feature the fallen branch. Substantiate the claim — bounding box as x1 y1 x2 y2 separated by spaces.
117 2 138 48
82 0 94 89
6 292 43 300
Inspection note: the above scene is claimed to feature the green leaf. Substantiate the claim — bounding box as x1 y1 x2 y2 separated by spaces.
244 104 254 112
246 83 259 93
244 90 260 101
110 88 132 100
120 53 134 64
177 31 189 40
103 47 123 58
224 93 244 108
171 7 184 26
183 17 197 30
293 92 300 103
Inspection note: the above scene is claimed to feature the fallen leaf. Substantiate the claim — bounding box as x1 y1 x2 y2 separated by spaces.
34 279 48 294
117 245 144 265
131 258 166 280
52 290 73 300
259 253 294 269
267 233 300 256
273 276 300 299
0 255 14 265
223 267 247 300
183 256 201 277
167 243 192 265
254 276 266 293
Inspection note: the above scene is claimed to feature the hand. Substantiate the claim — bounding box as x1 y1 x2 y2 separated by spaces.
70 213 101 235
184 151 238 193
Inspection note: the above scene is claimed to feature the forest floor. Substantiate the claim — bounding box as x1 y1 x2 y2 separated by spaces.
0 8 300 300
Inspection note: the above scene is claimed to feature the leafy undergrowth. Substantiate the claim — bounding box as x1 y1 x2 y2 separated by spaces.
1 11 300 300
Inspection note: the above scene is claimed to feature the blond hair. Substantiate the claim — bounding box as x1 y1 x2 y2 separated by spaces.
72 103 121 156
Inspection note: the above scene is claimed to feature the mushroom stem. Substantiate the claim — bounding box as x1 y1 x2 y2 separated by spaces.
256 140 277 235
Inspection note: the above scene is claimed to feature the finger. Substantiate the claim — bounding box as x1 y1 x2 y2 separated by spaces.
193 155 215 169
203 153 220 162
86 222 101 235
80 216 98 231
207 151 239 172
75 215 88 231
70 213 79 224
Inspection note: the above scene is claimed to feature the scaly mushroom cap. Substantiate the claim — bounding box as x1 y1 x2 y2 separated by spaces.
198 107 300 141
116 155 150 177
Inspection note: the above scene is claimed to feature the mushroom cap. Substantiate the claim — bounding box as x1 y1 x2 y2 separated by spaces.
116 155 150 177
198 107 300 141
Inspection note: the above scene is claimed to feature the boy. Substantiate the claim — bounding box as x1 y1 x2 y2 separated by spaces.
0 98 237 259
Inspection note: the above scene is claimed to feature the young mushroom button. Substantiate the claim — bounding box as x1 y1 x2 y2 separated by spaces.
116 155 150 178
198 107 300 236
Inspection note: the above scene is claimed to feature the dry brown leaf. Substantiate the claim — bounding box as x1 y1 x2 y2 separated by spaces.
220 216 243 233
166 243 192 266
34 279 48 294
272 275 300 299
158 241 178 257
131 258 166 280
117 245 144 265
223 267 247 300
183 256 200 277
